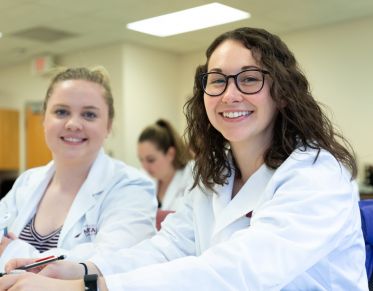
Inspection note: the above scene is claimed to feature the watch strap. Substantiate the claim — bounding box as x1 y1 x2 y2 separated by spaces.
84 274 98 291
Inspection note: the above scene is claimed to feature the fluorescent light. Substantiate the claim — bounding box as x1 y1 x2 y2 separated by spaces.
126 3 250 37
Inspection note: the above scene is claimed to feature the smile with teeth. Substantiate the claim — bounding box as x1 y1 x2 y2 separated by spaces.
222 111 251 118
62 137 87 143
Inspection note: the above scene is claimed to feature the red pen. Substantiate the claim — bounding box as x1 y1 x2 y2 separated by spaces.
35 255 55 262
0 255 65 277
16 255 66 270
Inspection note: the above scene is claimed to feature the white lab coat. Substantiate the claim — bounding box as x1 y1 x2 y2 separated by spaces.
91 147 368 290
0 149 157 271
160 161 194 211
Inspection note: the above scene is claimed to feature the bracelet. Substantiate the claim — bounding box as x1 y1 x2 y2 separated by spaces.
79 262 88 276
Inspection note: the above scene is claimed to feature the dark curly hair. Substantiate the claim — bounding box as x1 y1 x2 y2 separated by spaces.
184 27 357 191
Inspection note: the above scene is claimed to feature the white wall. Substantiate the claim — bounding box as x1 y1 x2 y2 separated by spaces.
1 16 372 182
281 16 373 180
121 44 180 167
178 52 205 131
0 43 181 170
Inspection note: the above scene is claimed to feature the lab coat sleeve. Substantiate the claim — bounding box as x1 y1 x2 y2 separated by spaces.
0 172 34 270
90 190 196 276
0 178 158 265
102 151 361 290
0 171 31 234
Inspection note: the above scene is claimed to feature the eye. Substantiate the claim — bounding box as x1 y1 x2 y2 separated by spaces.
82 111 97 121
54 109 69 117
238 71 262 85
207 73 226 86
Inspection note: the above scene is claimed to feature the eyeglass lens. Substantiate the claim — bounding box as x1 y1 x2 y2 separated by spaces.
202 70 265 96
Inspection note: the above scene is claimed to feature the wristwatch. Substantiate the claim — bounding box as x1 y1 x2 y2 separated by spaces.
83 274 98 291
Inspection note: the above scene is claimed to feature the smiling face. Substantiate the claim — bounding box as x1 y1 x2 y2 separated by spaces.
43 79 111 165
204 39 278 151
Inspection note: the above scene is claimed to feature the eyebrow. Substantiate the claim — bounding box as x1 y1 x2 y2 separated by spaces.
51 104 100 111
208 65 261 73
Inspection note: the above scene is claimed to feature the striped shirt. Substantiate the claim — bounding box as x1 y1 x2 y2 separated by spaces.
19 215 62 253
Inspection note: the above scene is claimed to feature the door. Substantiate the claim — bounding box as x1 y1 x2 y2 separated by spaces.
26 103 52 169
0 109 19 170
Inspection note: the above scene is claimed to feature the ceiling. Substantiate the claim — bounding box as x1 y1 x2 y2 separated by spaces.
1 0 373 69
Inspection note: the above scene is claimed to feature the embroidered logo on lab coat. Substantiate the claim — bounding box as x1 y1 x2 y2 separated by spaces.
83 225 97 237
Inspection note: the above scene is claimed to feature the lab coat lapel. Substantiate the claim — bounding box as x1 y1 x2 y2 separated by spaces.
212 164 274 236
58 150 109 243
12 162 55 235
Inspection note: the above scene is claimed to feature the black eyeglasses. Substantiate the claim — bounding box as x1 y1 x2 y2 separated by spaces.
200 68 269 97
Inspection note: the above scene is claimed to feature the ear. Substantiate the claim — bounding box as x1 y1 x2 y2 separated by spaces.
166 146 176 161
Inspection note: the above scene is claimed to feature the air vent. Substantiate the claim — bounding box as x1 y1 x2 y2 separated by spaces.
11 26 76 42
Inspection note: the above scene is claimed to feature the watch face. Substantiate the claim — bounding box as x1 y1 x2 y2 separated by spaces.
84 274 98 291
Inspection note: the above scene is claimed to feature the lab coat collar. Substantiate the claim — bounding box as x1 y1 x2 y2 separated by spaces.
212 162 274 236
59 149 112 243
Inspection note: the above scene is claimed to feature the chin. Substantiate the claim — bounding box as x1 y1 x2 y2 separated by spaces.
222 131 250 142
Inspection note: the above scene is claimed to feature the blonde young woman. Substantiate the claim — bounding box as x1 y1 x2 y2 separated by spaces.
0 67 157 270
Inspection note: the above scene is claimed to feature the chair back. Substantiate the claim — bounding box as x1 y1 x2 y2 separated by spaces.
156 210 175 231
359 199 373 289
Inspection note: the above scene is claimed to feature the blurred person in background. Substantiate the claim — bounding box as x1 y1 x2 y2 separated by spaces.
138 119 193 211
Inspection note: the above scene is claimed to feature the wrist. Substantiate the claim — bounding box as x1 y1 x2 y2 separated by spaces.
83 274 98 291
79 262 88 277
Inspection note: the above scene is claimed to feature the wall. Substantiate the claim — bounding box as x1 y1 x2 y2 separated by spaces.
178 51 205 131
0 62 50 171
0 42 182 171
121 44 180 167
281 16 373 180
0 15 372 182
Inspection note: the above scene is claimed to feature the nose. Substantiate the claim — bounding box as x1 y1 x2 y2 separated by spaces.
65 116 83 131
221 79 243 104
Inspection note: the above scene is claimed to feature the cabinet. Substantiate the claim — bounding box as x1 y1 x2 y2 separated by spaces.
0 109 19 170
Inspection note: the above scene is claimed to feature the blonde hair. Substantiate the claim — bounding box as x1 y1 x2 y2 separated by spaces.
43 66 114 121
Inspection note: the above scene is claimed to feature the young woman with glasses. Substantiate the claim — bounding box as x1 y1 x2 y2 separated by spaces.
0 27 366 291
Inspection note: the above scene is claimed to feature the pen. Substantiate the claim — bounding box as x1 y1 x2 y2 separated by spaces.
0 255 66 276
3 227 7 237
16 254 66 271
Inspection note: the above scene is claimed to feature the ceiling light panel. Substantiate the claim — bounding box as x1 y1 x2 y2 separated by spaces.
127 2 250 37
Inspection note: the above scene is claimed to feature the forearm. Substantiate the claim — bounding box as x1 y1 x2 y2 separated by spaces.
86 261 102 276
98 277 109 291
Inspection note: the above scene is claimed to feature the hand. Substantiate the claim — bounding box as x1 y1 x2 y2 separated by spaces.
0 233 16 256
0 272 83 291
5 259 85 280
